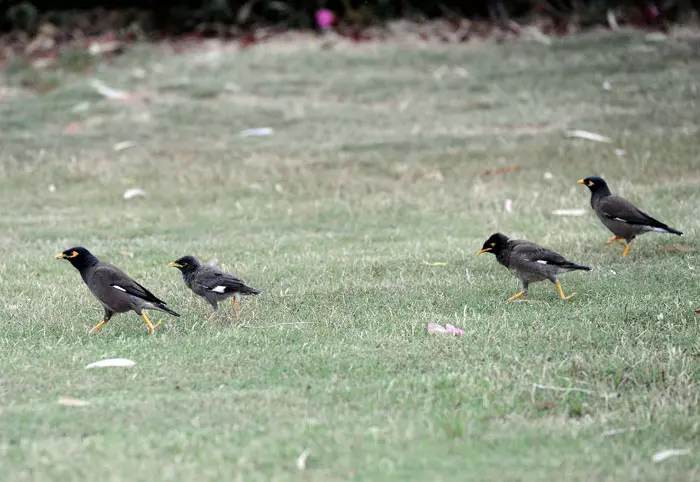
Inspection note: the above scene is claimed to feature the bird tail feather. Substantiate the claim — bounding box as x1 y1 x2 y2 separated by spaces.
654 226 683 236
642 215 683 235
562 263 591 271
242 286 263 296
154 303 181 317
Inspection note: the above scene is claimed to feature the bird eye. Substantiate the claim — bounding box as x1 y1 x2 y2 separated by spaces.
181 262 188 267
491 243 496 247
69 251 79 259
588 181 594 187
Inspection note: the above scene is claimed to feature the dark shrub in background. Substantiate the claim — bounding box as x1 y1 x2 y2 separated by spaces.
1 0 697 34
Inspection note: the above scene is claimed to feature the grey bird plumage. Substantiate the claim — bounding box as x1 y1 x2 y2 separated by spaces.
478 233 590 301
56 247 180 334
169 255 262 320
578 176 683 256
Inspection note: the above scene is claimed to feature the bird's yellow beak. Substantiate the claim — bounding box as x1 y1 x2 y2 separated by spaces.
577 179 585 185
55 251 78 259
168 262 183 268
477 248 492 255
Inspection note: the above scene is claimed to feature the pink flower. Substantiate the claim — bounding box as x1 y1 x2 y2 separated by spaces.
427 322 465 336
315 9 335 30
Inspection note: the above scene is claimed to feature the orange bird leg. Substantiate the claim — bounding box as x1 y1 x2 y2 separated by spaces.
605 236 625 247
622 242 633 257
89 320 107 334
232 298 241 320
556 281 576 300
507 291 527 302
141 311 156 334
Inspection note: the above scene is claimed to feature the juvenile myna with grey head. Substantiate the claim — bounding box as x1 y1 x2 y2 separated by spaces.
168 255 262 320
478 233 591 302
578 176 683 256
56 247 180 334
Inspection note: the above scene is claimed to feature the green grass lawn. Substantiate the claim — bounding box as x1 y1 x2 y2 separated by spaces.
1 30 700 480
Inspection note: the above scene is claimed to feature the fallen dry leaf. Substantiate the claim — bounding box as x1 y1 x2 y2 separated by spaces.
90 79 129 100
534 400 555 410
88 40 123 56
85 358 136 369
123 188 147 200
658 244 695 253
240 127 274 137
296 449 311 471
504 199 513 213
57 396 90 407
71 101 91 113
90 79 143 105
565 130 612 143
652 449 690 463
551 208 586 217
484 166 520 176
422 261 447 267
602 427 635 438
119 251 134 257
113 141 136 152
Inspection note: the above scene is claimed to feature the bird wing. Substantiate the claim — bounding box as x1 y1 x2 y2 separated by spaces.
196 266 250 294
510 241 569 266
597 195 672 230
92 264 167 304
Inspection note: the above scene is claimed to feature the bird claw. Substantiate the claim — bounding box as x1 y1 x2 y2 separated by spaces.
562 292 577 300
507 292 527 302
88 320 107 334
605 236 625 247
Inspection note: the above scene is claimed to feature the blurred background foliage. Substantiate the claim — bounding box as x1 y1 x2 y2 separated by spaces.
1 0 698 36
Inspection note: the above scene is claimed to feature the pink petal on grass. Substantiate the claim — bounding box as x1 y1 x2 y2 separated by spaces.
428 323 448 334
445 324 466 335
428 323 465 336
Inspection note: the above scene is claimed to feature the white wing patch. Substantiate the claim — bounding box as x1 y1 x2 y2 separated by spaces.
112 285 127 292
613 217 629 223
536 260 548 265
210 286 227 293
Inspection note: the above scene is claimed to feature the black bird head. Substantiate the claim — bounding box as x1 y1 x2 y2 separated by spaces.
478 233 510 256
577 176 611 195
55 246 99 270
168 255 200 273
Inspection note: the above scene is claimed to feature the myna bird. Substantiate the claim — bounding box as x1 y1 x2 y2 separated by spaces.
56 247 180 334
578 176 683 256
478 233 590 302
168 255 262 321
